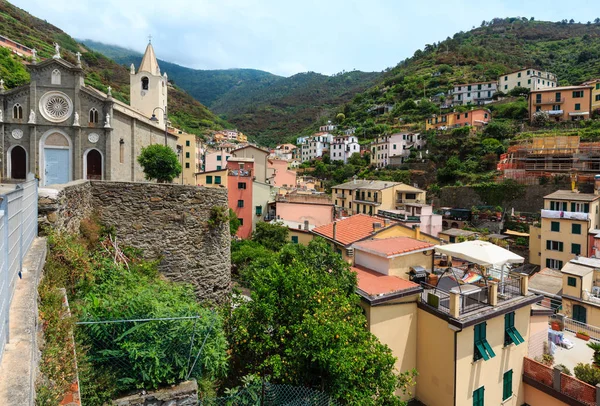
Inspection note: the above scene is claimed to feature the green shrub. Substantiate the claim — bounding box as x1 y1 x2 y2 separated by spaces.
575 363 600 386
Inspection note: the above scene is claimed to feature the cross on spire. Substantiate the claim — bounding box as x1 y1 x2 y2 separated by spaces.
148 34 152 44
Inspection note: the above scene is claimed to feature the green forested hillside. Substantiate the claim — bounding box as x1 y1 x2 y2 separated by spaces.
80 39 281 108
330 18 600 137
0 1 228 136
82 40 381 146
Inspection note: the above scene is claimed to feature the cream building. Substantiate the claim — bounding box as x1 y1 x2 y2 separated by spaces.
530 190 600 270
176 131 204 185
500 68 557 93
370 133 425 168
331 179 426 216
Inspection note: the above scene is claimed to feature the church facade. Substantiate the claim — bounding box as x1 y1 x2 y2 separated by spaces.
0 42 177 186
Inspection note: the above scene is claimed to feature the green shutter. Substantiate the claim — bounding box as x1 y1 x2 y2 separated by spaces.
571 202 576 212
572 224 582 234
559 242 564 252
551 222 560 232
568 277 577 287
572 244 581 255
473 386 484 406
291 236 298 244
503 370 513 400
206 176 213 184
546 240 551 250
584 203 590 213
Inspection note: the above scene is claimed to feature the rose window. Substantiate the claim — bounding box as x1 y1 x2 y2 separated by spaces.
39 91 73 123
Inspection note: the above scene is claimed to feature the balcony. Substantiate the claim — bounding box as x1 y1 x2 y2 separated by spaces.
228 169 253 177
540 209 589 221
533 98 564 105
353 199 381 206
419 272 526 318
336 194 347 199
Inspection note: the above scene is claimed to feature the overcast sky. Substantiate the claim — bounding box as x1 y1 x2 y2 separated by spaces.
10 0 600 77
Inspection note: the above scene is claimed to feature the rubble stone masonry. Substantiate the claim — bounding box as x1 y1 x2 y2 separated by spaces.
38 181 231 303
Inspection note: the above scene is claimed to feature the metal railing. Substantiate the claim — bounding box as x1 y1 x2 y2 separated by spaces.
497 277 521 301
0 176 38 363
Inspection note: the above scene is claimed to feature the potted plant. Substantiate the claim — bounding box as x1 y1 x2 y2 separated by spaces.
577 331 591 341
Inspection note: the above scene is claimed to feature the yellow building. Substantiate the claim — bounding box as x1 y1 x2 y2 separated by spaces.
331 179 426 216
536 190 600 270
582 78 600 114
559 257 600 328
425 112 455 130
195 168 228 189
176 131 204 185
351 237 538 405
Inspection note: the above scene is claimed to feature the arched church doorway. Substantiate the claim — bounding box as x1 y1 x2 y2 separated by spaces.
85 149 103 180
9 146 27 180
41 131 71 186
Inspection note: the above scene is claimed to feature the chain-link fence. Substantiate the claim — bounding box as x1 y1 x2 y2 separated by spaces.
75 314 219 404
200 382 343 406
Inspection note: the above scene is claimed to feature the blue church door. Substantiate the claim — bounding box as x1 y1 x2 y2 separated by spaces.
44 148 69 185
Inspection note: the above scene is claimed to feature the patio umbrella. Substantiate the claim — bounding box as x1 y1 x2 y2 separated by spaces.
435 240 524 286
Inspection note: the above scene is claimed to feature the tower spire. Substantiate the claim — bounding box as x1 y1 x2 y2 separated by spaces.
138 40 160 75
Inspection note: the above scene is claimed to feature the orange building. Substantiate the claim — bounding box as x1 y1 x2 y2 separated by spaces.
529 85 593 123
227 158 254 238
425 108 491 130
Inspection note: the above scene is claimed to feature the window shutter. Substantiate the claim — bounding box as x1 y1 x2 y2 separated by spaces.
546 240 551 250
571 202 576 212
559 242 564 252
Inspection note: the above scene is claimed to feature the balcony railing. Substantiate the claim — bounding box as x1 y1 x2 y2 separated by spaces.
353 199 381 206
534 98 564 105
228 169 253 177
419 275 525 318
541 209 589 221
336 194 347 199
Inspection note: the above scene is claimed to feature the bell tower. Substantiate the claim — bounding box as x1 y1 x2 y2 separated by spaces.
130 39 168 127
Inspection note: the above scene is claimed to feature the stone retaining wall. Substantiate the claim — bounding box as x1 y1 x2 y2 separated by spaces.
38 181 230 303
112 380 197 406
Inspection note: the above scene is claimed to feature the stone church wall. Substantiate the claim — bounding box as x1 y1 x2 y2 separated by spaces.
38 180 231 303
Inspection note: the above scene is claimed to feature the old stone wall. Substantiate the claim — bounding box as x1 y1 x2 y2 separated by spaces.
38 180 93 234
434 184 569 213
38 180 231 303
112 380 197 406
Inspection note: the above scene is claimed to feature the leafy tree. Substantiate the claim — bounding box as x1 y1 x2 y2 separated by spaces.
507 86 530 97
532 111 550 127
137 144 182 183
227 239 416 405
437 156 464 184
481 138 505 156
229 208 241 236
251 221 289 251
348 152 366 166
595 18 600 24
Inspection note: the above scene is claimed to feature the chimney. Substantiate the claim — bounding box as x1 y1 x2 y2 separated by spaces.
373 222 382 232
413 224 421 240
333 222 337 242
304 220 309 231
384 218 390 226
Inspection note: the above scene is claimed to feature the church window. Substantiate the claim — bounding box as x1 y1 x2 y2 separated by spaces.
13 103 23 119
141 77 149 90
89 108 99 124
51 69 61 85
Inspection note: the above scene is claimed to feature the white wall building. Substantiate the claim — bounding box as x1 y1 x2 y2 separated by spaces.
452 81 497 105
370 133 425 168
330 136 360 163
300 133 333 162
296 136 309 145
500 68 557 93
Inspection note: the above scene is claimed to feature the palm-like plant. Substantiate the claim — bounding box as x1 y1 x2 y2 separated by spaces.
587 341 600 367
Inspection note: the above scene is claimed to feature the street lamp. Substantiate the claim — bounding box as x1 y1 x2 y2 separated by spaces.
150 106 168 146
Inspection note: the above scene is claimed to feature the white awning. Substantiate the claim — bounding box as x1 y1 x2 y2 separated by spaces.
569 112 589 116
548 110 563 116
435 240 524 268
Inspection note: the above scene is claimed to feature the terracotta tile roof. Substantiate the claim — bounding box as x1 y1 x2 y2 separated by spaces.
352 237 434 257
312 214 387 246
352 265 419 297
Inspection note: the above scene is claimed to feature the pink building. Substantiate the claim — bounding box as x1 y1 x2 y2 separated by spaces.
204 150 231 172
227 158 254 238
270 194 334 227
267 159 297 188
